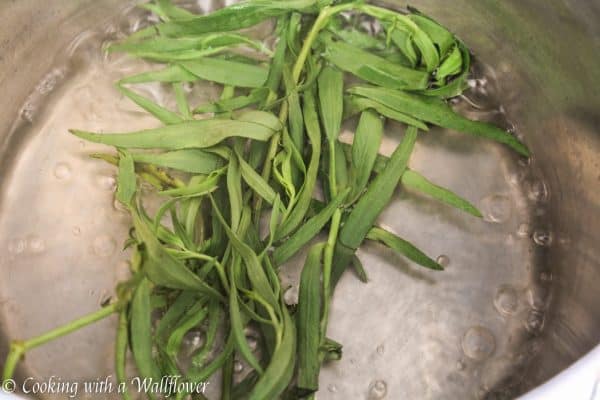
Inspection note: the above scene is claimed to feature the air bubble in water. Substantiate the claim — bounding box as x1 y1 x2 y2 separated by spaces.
436 255 450 268
368 380 388 399
462 326 496 360
54 162 72 180
28 236 46 253
525 310 545 334
507 170 525 186
36 68 65 94
234 360 244 374
93 235 116 257
533 230 553 247
97 175 117 191
528 181 549 203
516 223 530 238
21 103 35 122
482 194 512 224
247 335 258 351
494 285 519 316
284 286 299 305
181 330 205 356
8 238 27 254
182 82 194 93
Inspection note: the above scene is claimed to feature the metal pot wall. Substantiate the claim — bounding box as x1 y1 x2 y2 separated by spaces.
0 1 598 399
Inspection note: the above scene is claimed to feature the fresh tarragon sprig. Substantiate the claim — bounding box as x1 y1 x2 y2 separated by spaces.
2 1 528 399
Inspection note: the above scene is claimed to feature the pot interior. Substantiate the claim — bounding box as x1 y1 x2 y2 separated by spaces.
0 1 598 399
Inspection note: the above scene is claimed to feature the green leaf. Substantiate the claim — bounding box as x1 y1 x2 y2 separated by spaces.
423 41 471 98
317 65 344 142
130 278 161 382
180 58 269 88
297 243 325 393
210 199 279 311
159 170 223 198
229 262 264 374
193 88 269 114
283 67 305 160
236 110 283 132
350 110 383 200
119 65 198 84
351 254 369 283
187 333 235 383
117 84 184 125
366 226 443 270
332 126 419 285
348 86 530 156
319 337 343 362
236 149 277 205
248 307 296 400
334 141 349 192
132 149 223 174
115 310 132 400
339 126 418 250
273 187 350 266
116 149 136 207
131 205 224 300
276 87 322 239
435 45 463 83
166 300 209 360
408 11 455 59
155 291 199 343
328 20 386 50
192 299 221 366
70 115 279 150
227 155 243 232
173 82 192 119
156 0 196 20
323 39 429 90
402 170 483 217
365 149 483 218
156 0 318 37
387 28 418 67
344 95 428 130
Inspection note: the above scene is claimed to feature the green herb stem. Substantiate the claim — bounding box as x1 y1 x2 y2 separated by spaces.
292 3 356 84
320 207 342 340
2 302 121 381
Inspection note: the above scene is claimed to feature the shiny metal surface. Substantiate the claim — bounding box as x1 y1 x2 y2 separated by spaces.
0 1 598 399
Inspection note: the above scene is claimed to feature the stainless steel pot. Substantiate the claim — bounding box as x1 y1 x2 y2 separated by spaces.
0 1 598 399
